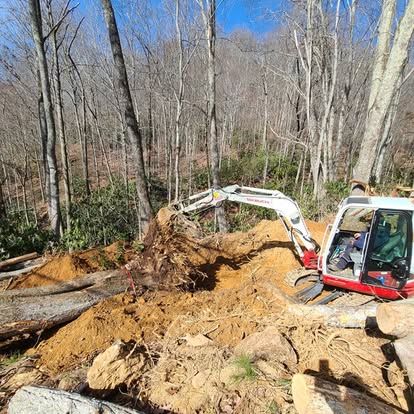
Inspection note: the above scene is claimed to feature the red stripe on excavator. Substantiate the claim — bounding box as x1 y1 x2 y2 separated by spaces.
303 250 319 270
322 274 414 299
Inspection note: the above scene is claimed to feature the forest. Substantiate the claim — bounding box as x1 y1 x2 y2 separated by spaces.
1 1 414 413
0 0 413 255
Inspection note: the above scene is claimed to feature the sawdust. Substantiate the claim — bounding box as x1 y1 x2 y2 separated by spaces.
9 242 133 289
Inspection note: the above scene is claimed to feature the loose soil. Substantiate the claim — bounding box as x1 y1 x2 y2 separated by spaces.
37 214 326 374
9 242 134 290
3 210 407 413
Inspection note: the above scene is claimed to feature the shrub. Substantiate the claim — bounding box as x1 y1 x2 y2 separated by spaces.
61 176 167 250
0 211 51 261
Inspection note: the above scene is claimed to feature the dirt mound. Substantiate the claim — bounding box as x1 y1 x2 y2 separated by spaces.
10 242 133 289
126 207 319 290
32 212 407 411
37 284 272 373
36 213 327 373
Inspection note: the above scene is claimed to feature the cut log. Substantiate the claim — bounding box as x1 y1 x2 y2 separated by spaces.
376 299 414 389
292 373 403 414
0 252 39 270
286 303 377 328
8 385 143 413
376 298 414 338
0 270 127 341
394 335 414 387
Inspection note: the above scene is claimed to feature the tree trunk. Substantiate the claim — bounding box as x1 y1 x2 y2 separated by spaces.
174 0 184 202
37 76 49 207
8 386 144 414
292 373 403 414
29 0 61 237
101 0 153 230
0 178 5 219
202 0 228 232
286 303 377 328
352 0 414 194
0 252 39 270
0 270 126 341
51 29 71 232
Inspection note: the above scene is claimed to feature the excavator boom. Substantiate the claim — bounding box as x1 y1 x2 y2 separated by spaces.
175 185 319 269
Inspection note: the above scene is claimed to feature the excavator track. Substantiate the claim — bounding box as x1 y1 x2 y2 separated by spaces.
284 268 320 287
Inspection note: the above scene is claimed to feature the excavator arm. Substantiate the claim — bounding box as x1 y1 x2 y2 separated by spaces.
175 185 319 269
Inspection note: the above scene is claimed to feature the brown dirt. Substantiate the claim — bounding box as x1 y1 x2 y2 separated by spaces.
36 215 325 374
31 212 406 412
9 242 134 290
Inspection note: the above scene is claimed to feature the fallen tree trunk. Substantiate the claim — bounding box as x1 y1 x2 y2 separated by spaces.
377 298 414 388
286 303 377 328
0 252 39 270
0 270 127 341
292 373 403 414
8 385 143 414
0 261 43 281
1 270 126 298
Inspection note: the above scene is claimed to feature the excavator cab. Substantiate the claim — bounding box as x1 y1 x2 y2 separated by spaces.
322 197 414 299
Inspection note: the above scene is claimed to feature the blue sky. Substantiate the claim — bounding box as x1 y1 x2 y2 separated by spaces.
76 0 282 36
215 0 282 34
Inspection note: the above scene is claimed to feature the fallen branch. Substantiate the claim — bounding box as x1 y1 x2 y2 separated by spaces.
292 373 403 414
8 385 144 413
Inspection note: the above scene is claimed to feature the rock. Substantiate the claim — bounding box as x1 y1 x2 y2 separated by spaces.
219 365 241 386
191 369 211 388
234 326 297 367
4 369 42 389
8 385 144 414
256 360 284 380
184 333 213 347
87 341 145 390
58 368 87 391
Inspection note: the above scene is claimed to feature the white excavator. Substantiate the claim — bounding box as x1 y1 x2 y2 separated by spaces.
175 185 414 303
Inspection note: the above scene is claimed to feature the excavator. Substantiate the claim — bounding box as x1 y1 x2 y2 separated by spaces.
174 185 414 303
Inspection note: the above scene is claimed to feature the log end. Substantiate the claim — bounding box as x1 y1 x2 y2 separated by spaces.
376 302 396 335
292 373 311 414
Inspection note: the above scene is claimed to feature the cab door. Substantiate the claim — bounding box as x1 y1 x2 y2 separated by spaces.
361 210 412 289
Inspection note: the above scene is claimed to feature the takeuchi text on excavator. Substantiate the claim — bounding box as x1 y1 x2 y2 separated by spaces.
173 185 414 303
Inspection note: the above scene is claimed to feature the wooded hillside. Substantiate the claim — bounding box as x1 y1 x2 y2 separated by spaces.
0 0 413 255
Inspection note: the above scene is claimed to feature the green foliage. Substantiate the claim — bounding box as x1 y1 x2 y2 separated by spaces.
61 178 142 250
61 176 168 251
324 180 349 210
229 204 277 232
0 351 23 367
96 248 114 270
0 211 51 261
132 240 145 253
267 401 280 414
232 355 258 382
